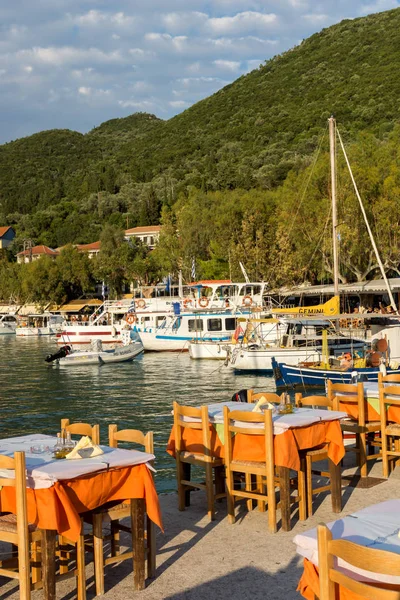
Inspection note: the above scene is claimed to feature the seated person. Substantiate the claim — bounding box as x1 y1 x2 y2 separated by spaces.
339 352 353 370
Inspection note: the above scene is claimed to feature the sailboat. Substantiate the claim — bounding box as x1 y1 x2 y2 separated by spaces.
273 116 400 389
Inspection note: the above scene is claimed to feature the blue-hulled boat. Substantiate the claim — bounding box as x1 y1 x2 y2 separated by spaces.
272 356 400 390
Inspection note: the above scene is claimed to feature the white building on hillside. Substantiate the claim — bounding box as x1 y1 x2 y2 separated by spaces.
124 226 161 249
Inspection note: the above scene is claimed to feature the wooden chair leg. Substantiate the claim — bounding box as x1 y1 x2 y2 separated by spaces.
257 475 266 512
93 513 105 596
359 431 367 477
215 466 226 500
58 535 70 574
205 463 215 521
306 455 313 518
382 432 389 478
76 519 86 600
18 537 31 600
183 463 191 507
245 473 253 512
146 516 156 579
226 468 236 524
298 459 307 521
31 540 41 585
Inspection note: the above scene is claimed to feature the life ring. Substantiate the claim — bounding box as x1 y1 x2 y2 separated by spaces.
198 297 209 308
183 298 194 309
135 299 146 309
126 314 137 325
242 295 253 306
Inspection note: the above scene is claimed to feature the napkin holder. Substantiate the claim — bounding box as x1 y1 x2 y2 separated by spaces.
65 436 104 460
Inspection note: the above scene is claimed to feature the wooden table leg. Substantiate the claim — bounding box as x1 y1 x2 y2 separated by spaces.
131 498 146 591
329 458 342 513
42 529 56 600
278 466 291 531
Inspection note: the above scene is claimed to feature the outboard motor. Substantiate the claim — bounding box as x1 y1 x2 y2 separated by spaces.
45 345 71 363
231 389 248 402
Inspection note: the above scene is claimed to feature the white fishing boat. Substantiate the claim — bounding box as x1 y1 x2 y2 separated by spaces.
188 315 285 360
136 308 244 352
46 335 143 366
16 313 64 337
226 318 367 373
0 314 17 335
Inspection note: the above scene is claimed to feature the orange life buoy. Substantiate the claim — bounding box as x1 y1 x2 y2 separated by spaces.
242 295 253 306
135 299 146 309
183 298 194 309
126 314 136 325
198 297 209 308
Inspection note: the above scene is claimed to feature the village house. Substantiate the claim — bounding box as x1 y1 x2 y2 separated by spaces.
124 225 161 249
0 226 16 249
16 245 59 263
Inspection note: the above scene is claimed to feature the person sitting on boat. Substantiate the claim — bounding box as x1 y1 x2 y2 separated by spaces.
339 352 353 370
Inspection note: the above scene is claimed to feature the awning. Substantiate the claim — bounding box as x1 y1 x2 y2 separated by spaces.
0 304 20 315
17 304 45 316
58 299 103 312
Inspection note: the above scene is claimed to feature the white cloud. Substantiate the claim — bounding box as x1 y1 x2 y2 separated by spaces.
359 0 399 14
302 13 331 24
78 86 91 95
213 59 241 71
208 11 277 35
73 10 135 28
16 46 123 66
162 11 208 32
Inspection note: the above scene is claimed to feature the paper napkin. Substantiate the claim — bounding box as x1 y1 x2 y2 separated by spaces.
65 436 104 460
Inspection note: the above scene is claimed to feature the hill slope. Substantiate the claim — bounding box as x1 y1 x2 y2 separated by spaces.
1 8 400 243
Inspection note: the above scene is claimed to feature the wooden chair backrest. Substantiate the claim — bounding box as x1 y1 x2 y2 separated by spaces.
295 393 333 409
317 523 400 599
0 451 30 596
61 419 100 444
108 424 154 454
326 380 364 422
379 385 400 428
173 401 212 460
223 406 274 468
247 390 281 404
379 373 400 384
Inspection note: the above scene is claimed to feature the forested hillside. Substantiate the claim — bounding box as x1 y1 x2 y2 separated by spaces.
1 7 400 298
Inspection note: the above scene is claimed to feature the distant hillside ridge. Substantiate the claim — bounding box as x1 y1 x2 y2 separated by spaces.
1 7 400 249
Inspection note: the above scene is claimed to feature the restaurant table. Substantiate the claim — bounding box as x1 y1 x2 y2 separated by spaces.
0 434 163 598
294 499 400 600
336 381 400 422
167 402 346 531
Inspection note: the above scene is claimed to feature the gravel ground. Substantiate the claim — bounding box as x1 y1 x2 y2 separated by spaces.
1 456 399 599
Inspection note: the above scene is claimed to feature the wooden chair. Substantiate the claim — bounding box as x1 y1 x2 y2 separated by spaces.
379 384 400 478
223 406 277 532
60 418 100 444
247 390 281 404
295 393 333 517
0 451 42 599
88 425 155 595
327 380 380 476
173 401 225 521
317 523 400 599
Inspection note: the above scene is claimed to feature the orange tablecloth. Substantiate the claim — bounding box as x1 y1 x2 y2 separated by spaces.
0 463 163 542
166 420 345 471
298 558 400 600
338 399 400 423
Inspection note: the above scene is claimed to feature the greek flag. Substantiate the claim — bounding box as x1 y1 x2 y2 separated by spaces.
101 281 106 299
191 257 196 281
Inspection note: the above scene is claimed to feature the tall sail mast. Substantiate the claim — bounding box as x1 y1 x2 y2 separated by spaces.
329 116 340 299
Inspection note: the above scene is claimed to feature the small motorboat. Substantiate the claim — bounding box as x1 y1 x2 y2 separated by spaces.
45 334 143 366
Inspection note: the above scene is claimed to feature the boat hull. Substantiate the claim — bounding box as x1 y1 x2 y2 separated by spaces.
272 358 400 390
189 341 232 360
16 327 56 337
0 326 16 335
57 342 144 366
228 339 366 373
57 325 126 348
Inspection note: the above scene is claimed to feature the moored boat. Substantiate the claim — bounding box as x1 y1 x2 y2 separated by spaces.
46 336 143 366
16 313 64 337
0 314 17 335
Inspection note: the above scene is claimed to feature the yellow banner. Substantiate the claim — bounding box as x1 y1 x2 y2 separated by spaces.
273 295 340 316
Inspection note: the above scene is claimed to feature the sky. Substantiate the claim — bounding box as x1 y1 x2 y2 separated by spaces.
0 0 399 144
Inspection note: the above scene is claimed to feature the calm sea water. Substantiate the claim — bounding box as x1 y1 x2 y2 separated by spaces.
0 337 276 492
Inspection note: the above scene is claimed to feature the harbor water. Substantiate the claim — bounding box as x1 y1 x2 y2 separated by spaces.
0 337 276 492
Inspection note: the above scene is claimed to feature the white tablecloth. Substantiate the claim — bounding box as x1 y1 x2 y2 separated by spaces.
294 499 400 584
0 434 155 489
181 402 347 435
